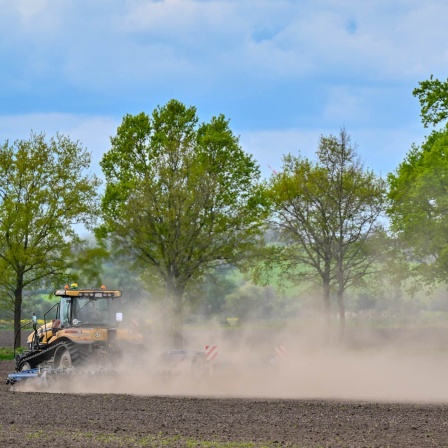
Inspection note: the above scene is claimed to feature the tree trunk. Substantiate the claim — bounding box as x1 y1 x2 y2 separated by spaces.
322 281 331 326
165 279 184 349
13 278 24 350
322 274 331 343
336 257 346 342
336 288 345 342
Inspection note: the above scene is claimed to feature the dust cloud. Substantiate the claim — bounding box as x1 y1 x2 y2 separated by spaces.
15 321 448 403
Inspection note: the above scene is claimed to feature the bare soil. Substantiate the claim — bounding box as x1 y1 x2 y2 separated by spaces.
4 327 448 447
0 329 27 348
2 359 448 448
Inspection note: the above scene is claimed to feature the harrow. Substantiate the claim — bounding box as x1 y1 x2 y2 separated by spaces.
5 344 288 391
6 365 117 389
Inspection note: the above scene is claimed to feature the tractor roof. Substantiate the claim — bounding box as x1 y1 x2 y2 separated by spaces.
54 288 122 298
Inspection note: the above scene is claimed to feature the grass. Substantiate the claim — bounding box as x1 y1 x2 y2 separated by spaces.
0 347 23 360
19 429 304 448
26 430 45 440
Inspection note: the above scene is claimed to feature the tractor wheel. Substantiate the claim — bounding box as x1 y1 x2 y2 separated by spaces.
55 347 72 369
19 361 32 371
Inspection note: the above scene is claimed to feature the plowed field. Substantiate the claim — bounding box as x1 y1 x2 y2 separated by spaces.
4 327 448 447
2 358 448 448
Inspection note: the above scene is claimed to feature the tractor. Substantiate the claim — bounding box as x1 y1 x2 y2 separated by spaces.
14 284 143 372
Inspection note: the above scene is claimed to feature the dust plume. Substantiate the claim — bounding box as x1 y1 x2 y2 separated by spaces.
15 321 448 403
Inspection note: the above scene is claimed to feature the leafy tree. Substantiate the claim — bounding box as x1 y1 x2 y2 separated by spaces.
99 99 268 345
225 283 281 322
268 129 386 337
0 132 100 348
387 76 448 292
387 129 448 285
413 76 448 128
267 155 336 324
67 239 110 287
318 130 386 335
191 266 240 319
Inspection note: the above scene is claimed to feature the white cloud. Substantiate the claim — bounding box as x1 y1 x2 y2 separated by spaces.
0 0 442 176
323 87 369 123
267 1 448 80
0 113 119 174
0 0 65 36
0 111 429 183
240 125 428 178
240 128 327 179
2 0 446 92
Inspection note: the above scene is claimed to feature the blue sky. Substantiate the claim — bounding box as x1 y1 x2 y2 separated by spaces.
1 0 447 179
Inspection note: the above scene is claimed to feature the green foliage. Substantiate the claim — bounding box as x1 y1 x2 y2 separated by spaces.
191 266 241 318
265 129 386 330
67 238 110 287
21 293 53 321
99 99 269 337
224 283 287 322
387 75 448 289
0 131 100 345
387 129 448 284
413 75 448 128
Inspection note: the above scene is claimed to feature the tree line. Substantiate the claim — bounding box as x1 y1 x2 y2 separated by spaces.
1 76 447 347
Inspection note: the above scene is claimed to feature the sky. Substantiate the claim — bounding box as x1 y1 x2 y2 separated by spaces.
0 0 447 180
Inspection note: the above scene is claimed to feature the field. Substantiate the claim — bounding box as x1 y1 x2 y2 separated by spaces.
3 327 448 447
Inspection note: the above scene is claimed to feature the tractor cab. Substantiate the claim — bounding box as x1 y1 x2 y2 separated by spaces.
27 284 124 349
55 285 121 329
16 285 141 372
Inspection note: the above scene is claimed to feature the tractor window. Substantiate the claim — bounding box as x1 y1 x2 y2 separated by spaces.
73 298 109 326
59 298 71 328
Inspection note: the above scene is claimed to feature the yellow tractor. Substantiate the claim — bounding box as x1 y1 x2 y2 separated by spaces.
15 285 143 371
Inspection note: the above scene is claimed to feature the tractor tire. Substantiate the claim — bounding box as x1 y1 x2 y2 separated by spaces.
19 361 32 371
53 342 89 369
54 346 72 369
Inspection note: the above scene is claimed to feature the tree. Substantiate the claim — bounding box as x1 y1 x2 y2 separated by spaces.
67 239 110 287
225 283 281 323
387 75 448 288
267 154 336 325
0 132 100 348
318 130 386 336
387 129 448 284
99 99 268 345
268 129 386 337
413 76 448 128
